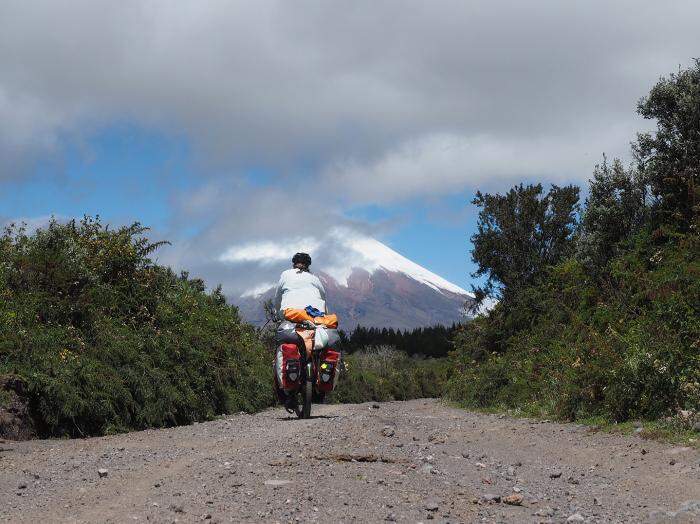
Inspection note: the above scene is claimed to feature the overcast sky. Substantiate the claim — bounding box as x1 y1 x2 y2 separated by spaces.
1 1 699 295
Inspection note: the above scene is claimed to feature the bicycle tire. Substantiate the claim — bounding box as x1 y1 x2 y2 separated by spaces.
301 362 313 419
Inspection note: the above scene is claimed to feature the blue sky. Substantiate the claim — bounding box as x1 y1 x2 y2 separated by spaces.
2 124 481 289
2 1 698 298
3 126 190 228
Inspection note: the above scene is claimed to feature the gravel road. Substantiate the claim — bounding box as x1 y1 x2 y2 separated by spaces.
1 399 699 523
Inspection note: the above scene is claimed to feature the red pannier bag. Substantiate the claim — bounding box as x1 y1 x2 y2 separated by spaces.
275 343 301 390
316 348 341 392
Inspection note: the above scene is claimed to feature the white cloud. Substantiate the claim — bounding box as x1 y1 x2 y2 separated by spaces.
219 238 321 265
191 224 469 298
323 125 642 202
3 1 699 299
1 0 698 192
240 281 277 298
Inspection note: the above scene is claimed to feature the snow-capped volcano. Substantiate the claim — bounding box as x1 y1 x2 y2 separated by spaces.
322 235 468 296
232 229 473 330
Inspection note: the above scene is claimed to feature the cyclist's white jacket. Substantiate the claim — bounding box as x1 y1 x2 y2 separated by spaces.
274 268 326 315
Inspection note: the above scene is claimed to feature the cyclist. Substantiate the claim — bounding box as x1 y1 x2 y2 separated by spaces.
274 252 326 319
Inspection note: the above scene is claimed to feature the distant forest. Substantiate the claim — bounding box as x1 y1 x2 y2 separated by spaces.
340 324 457 358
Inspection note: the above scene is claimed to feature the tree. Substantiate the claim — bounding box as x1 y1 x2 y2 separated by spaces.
470 183 580 303
634 59 700 230
577 156 647 272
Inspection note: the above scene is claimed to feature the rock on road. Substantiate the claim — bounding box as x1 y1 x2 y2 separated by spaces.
1 399 698 523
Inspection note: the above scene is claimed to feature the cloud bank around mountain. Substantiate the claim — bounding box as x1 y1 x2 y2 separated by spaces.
3 1 698 193
2 1 699 295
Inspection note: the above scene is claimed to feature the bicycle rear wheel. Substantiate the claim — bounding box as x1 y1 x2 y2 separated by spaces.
300 362 313 419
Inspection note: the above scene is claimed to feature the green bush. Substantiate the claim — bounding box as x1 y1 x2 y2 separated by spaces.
0 217 273 437
447 233 700 422
332 346 451 403
448 62 700 426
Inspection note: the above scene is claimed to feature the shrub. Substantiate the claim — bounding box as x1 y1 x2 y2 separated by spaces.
0 217 273 437
448 62 700 425
447 233 700 422
332 346 451 403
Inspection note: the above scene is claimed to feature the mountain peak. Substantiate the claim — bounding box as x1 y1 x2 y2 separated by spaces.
333 234 469 296
238 228 470 299
234 230 472 329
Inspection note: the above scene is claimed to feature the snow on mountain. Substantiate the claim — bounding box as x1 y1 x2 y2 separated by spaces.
332 234 469 296
233 229 473 329
236 228 470 298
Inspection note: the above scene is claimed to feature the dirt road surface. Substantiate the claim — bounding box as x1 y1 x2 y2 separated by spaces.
1 399 699 523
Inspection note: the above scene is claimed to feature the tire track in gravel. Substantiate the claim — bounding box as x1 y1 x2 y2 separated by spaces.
1 399 698 523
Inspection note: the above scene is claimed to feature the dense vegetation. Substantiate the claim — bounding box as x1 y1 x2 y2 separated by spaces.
448 62 700 424
2 61 696 440
341 324 457 358
0 218 273 437
332 346 451 404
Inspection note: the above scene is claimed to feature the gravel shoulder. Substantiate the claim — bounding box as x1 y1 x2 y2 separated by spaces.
1 399 698 523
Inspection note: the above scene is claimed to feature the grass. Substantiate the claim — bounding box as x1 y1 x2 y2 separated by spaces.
577 415 700 449
444 398 700 449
